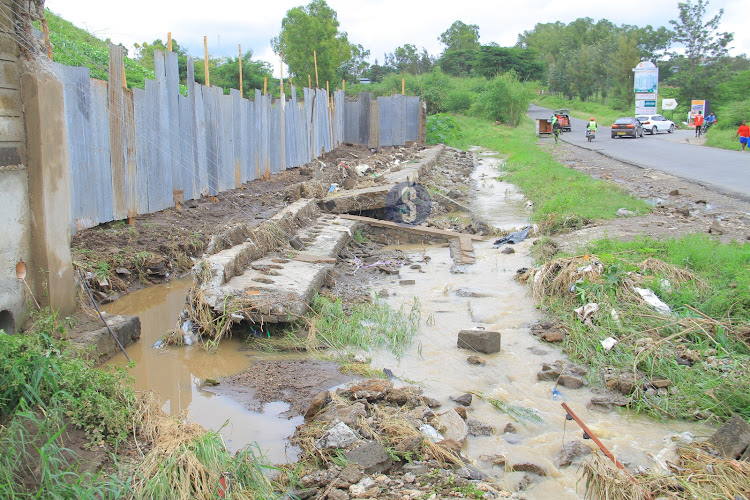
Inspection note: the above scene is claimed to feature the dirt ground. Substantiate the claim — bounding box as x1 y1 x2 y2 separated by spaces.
540 141 750 252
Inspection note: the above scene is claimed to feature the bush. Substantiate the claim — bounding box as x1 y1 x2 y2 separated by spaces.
716 99 750 129
473 72 534 126
427 113 461 145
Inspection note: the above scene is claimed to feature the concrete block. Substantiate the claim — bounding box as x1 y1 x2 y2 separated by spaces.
71 313 141 362
457 329 501 354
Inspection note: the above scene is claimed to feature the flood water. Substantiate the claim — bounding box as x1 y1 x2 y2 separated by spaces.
104 279 302 462
370 150 710 497
104 149 710 496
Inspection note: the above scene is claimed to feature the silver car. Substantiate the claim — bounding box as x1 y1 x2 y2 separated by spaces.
636 114 675 135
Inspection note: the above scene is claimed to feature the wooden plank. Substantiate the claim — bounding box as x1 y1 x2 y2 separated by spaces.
166 50 182 195
108 43 127 220
230 89 242 187
292 254 337 264
369 100 379 149
132 86 149 214
339 214 486 241
124 90 137 217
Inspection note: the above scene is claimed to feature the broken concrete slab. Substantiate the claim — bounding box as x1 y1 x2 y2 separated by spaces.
457 329 501 354
709 414 750 460
71 313 140 362
319 145 443 214
344 440 393 475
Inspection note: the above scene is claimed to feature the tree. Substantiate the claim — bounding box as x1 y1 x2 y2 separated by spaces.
204 50 273 96
339 43 370 81
385 44 433 75
438 21 480 52
669 0 733 101
271 0 352 87
134 38 189 83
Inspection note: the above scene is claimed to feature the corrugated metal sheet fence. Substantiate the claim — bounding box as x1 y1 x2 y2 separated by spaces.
53 44 423 232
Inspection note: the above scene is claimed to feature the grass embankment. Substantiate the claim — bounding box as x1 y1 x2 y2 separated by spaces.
441 114 649 232
706 128 745 152
534 95 622 127
0 311 285 498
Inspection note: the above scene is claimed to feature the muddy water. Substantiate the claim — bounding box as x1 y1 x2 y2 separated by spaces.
104 279 302 462
371 150 709 497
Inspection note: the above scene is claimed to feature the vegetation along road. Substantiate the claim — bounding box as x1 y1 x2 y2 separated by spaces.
531 104 750 200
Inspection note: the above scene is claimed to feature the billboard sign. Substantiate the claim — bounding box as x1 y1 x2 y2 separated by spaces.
662 99 678 110
635 99 657 115
633 61 659 93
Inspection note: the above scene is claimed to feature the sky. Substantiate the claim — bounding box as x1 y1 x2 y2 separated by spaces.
45 0 749 77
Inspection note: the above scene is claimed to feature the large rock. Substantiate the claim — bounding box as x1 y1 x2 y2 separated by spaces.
709 414 750 459
316 402 367 428
467 419 494 436
457 329 501 354
71 313 141 362
436 409 468 443
316 422 359 450
344 440 393 475
305 390 330 420
349 379 393 401
555 440 592 467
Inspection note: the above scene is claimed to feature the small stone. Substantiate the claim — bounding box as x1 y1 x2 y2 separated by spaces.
455 465 489 481
467 355 486 365
467 419 494 436
402 463 429 476
115 267 131 276
435 438 462 453
450 393 472 406
503 423 517 433
288 488 318 499
337 465 364 487
669 189 680 196
421 396 441 408
403 472 416 483
615 372 643 395
378 289 389 297
453 406 467 419
480 454 507 467
328 489 349 500
708 220 724 235
557 374 584 389
674 207 690 217
542 330 564 342
651 378 672 389
305 390 330 420
352 352 368 364
399 279 416 286
394 436 422 453
436 409 468 443
349 379 393 401
616 208 634 217
555 440 591 467
345 441 393 475
501 247 515 254
511 463 547 476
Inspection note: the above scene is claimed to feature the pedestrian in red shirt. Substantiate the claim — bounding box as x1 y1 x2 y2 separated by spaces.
736 120 750 151
694 112 704 137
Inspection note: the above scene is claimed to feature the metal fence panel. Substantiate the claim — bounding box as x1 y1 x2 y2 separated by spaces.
132 87 149 214
153 51 173 210
406 96 419 142
166 51 181 196
178 94 194 201
378 96 393 147
90 79 114 224
107 43 127 220
204 85 219 195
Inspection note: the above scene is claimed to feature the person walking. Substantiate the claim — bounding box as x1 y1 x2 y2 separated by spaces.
736 120 750 151
694 111 704 137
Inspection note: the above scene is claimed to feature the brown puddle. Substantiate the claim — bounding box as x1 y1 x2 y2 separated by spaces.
104 278 302 462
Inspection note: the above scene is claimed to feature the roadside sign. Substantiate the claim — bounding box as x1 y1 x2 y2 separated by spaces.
635 99 657 115
633 61 659 93
662 99 678 110
636 93 656 100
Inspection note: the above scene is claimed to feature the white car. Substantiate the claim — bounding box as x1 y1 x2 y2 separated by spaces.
636 114 675 135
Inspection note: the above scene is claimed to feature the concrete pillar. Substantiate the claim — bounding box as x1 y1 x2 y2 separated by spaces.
22 69 76 315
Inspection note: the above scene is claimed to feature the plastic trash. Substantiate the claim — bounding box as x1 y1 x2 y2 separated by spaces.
493 226 531 247
152 339 164 349
327 183 339 194
574 302 600 324
419 423 444 443
552 387 563 401
633 287 671 315
601 337 618 350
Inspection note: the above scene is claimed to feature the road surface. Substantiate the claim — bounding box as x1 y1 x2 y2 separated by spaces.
529 104 749 200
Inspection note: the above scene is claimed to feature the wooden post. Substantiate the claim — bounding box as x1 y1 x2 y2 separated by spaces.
326 80 329 96
238 44 243 97
313 50 319 88
280 52 284 96
342 79 346 93
203 36 210 86
402 77 405 95
263 76 267 95
167 32 172 52
122 60 127 89
308 74 311 89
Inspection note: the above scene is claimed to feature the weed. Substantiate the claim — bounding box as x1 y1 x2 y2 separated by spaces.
353 229 369 243
93 260 111 282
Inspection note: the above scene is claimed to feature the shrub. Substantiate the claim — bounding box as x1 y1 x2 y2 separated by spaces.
427 113 461 145
473 71 534 126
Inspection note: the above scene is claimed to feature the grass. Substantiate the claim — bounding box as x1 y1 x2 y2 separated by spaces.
705 128 745 152
444 114 650 232
526 234 750 422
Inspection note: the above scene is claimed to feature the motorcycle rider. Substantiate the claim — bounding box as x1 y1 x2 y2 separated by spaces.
586 117 597 137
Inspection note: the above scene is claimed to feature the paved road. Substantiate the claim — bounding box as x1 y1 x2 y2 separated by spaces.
529 104 749 200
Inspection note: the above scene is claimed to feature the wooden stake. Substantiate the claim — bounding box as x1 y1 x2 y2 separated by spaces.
280 52 284 96
402 77 405 95
313 50 319 88
238 44 243 97
326 80 329 96
263 76 267 95
203 36 210 86
308 74 311 89
167 32 172 52
128 216 135 227
342 79 346 92
122 60 127 89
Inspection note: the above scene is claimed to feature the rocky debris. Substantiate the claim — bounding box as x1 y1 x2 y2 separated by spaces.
503 423 517 434
708 414 750 460
467 419 494 436
556 374 585 389
510 462 547 476
555 440 592 467
455 287 497 298
293 378 516 499
454 406 467 420
616 208 634 217
450 393 473 406
480 454 508 467
537 360 588 388
588 394 630 410
467 355 487 365
708 219 725 235
305 390 330 420
501 247 516 254
674 207 690 217
612 372 644 395
650 377 672 389
541 330 565 342
457 329 502 354
421 396 441 408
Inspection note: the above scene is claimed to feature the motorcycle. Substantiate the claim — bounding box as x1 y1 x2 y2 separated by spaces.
586 128 595 142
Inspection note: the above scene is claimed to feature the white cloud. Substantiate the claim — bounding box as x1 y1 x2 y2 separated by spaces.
45 0 749 77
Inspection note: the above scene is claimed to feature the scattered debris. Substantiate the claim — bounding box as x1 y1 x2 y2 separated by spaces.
493 225 532 247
